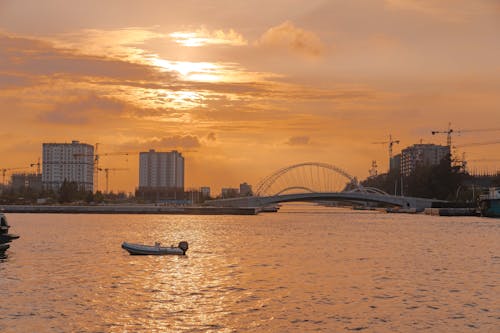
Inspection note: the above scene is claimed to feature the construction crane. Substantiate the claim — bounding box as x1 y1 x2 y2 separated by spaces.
73 148 137 192
431 122 458 147
372 134 400 172
432 123 500 147
100 168 129 193
30 158 41 175
73 145 196 191
456 140 500 148
1 167 31 185
454 138 500 173
459 127 500 134
372 134 400 159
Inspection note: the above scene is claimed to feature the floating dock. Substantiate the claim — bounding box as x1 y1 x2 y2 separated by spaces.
424 208 477 216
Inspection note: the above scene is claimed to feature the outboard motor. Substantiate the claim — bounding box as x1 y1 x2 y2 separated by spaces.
178 241 189 255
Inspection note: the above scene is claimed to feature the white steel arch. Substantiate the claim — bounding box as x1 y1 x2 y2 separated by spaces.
255 162 360 196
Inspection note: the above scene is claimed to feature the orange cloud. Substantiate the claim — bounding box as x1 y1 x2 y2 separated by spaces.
384 0 499 22
169 27 247 47
48 28 166 62
206 132 217 141
38 94 126 125
257 21 325 57
286 136 310 146
139 135 200 149
1 16 498 193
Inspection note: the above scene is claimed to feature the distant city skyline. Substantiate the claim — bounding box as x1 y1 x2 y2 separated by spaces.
1 0 499 193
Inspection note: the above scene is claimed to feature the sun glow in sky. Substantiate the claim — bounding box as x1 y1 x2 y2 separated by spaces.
150 58 221 81
0 0 499 193
169 28 247 47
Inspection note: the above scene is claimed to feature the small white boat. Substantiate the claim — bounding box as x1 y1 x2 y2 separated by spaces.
121 241 188 255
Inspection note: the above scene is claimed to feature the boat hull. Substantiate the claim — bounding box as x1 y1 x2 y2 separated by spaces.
121 242 186 255
0 243 9 253
0 234 20 243
479 199 500 218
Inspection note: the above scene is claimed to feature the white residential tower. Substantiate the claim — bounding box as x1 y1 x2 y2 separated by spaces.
42 140 94 191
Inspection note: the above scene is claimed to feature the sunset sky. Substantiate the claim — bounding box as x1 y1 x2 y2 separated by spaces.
1 0 499 193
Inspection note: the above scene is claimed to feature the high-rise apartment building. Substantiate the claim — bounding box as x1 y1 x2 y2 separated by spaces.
401 144 450 176
42 141 94 191
137 150 184 200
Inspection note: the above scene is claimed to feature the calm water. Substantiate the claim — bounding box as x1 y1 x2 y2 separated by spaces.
0 205 499 332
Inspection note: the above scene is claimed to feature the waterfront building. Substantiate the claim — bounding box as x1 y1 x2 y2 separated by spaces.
42 141 94 191
239 182 253 196
11 173 43 192
221 188 239 198
200 186 211 199
137 149 184 201
401 144 450 176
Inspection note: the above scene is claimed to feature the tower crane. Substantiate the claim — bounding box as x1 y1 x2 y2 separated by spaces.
456 140 500 148
431 122 457 147
454 140 500 172
73 148 138 192
372 134 400 171
30 158 41 175
100 168 129 193
1 166 31 185
73 145 195 192
372 134 400 159
431 123 500 147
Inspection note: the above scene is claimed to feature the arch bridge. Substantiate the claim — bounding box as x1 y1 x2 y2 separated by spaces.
207 162 441 210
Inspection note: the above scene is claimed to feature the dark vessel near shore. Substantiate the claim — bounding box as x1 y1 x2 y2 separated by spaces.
479 187 500 218
0 213 20 243
0 243 9 254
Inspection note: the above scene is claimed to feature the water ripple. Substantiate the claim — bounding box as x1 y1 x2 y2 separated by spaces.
0 208 498 332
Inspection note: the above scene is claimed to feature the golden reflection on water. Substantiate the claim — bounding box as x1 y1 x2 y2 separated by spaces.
0 206 499 332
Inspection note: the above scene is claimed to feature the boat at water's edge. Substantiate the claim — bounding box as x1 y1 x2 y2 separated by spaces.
0 243 9 253
0 233 20 243
479 187 500 218
0 213 20 243
122 241 188 255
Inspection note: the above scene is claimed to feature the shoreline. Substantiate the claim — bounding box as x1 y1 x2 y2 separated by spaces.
0 205 259 215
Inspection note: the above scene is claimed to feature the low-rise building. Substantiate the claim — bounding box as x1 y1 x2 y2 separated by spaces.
11 173 42 192
200 186 211 199
239 182 253 196
221 188 239 199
